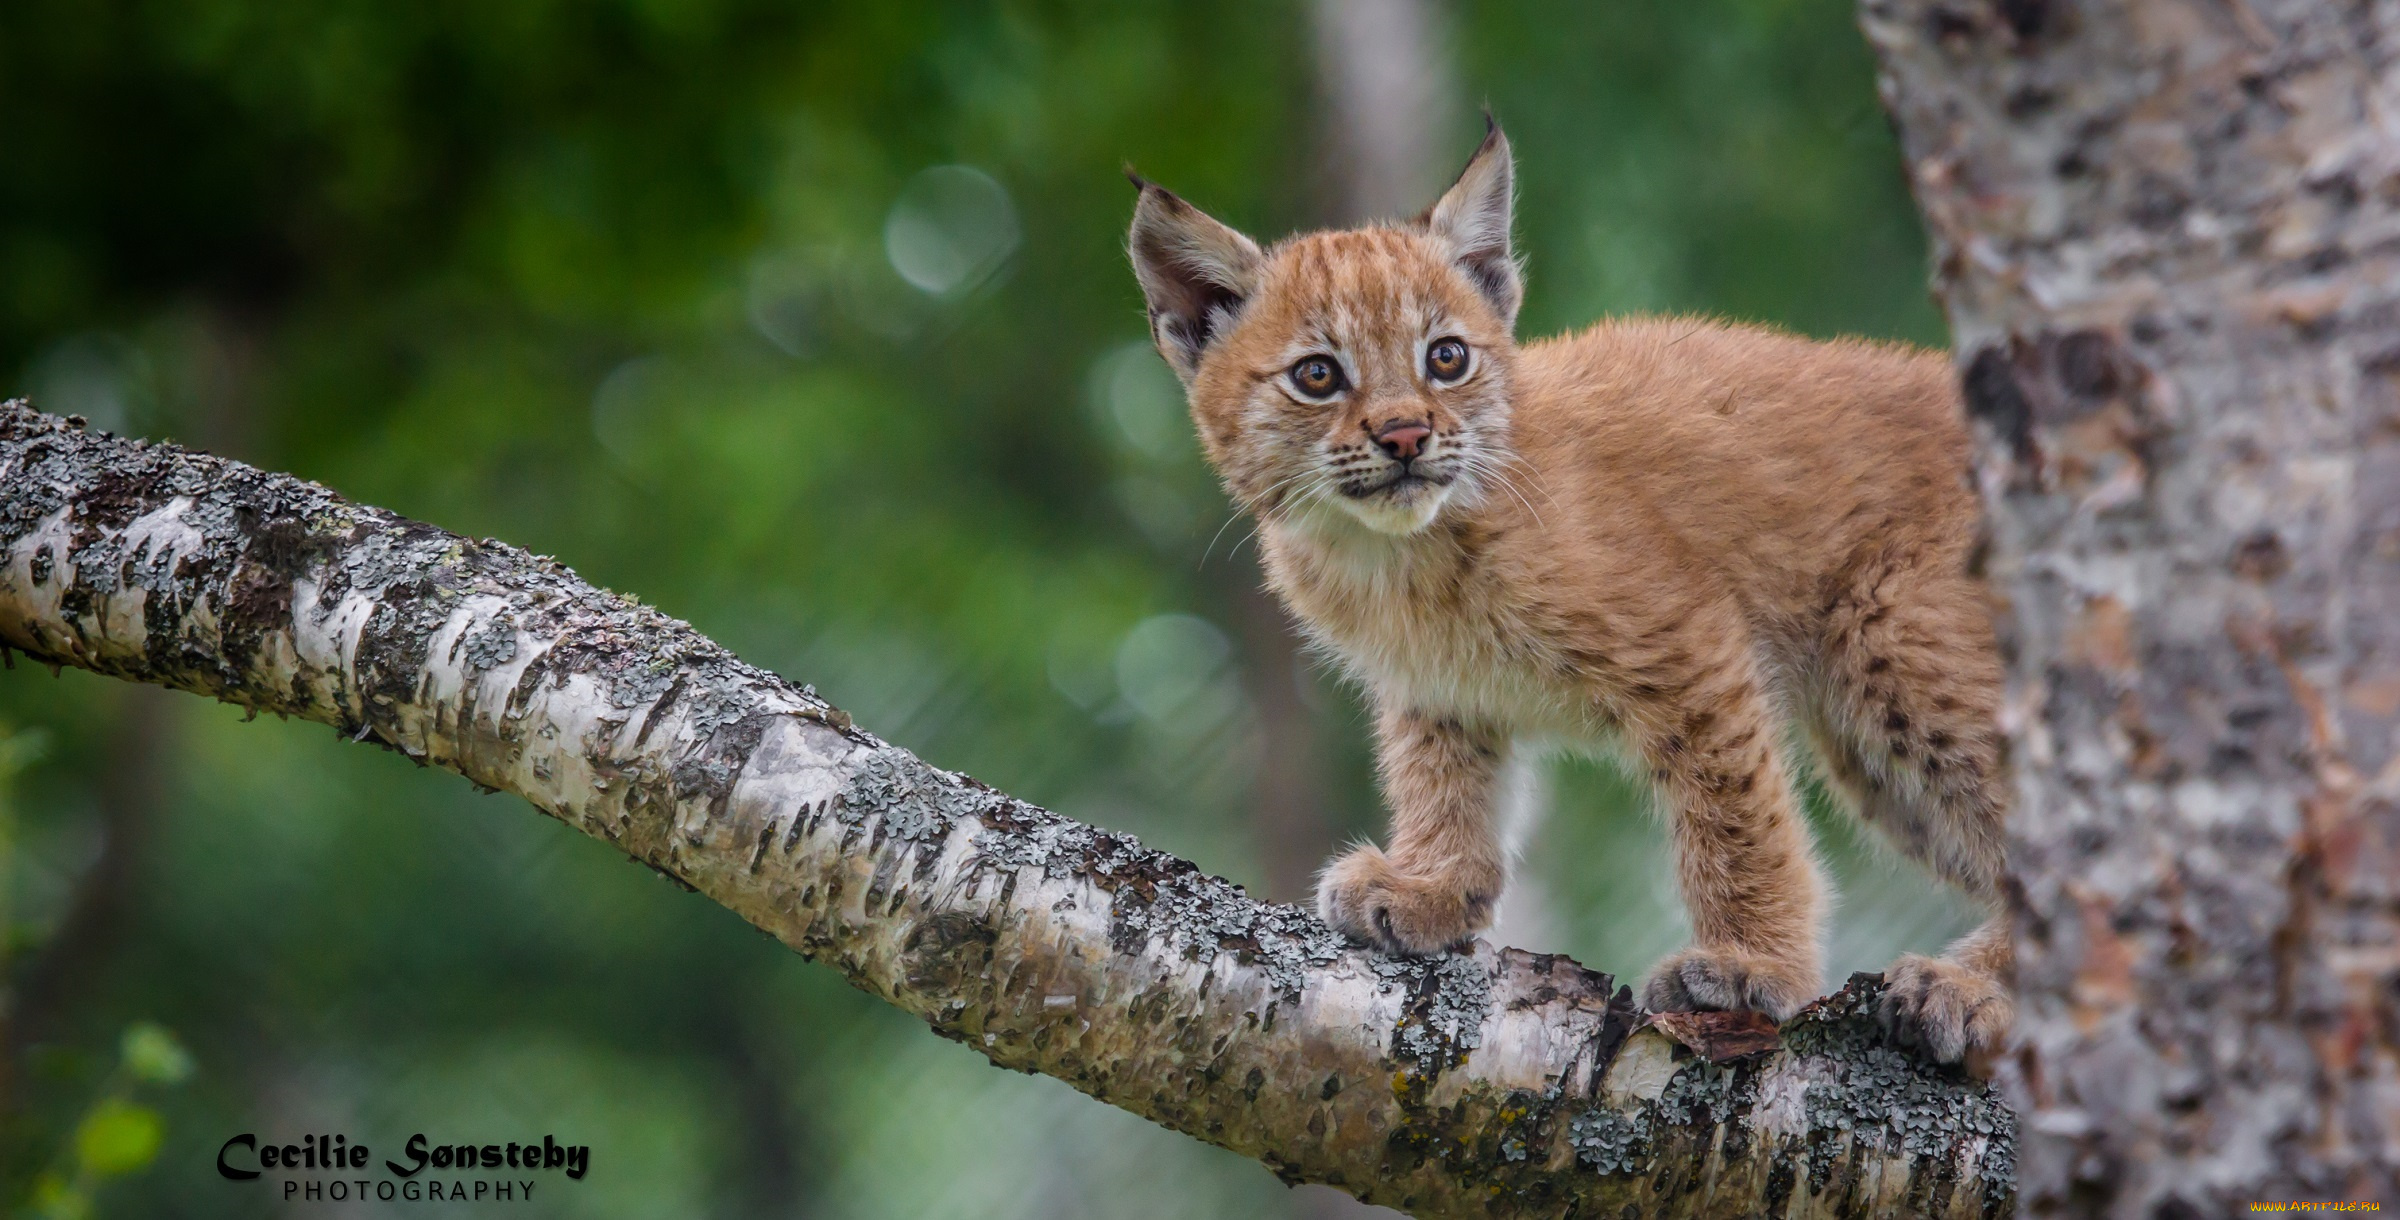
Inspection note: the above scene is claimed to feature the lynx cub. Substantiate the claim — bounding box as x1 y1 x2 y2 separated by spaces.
1124 123 2010 1063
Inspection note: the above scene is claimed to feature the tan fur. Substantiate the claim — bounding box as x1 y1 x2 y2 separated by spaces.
1126 125 2012 1062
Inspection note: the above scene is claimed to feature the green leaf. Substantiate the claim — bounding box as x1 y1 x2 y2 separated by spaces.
119 1022 193 1085
74 1099 163 1177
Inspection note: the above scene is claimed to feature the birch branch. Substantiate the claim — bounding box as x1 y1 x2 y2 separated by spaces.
0 400 2012 1218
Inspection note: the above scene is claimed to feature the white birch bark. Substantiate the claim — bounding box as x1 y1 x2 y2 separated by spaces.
0 400 2010 1217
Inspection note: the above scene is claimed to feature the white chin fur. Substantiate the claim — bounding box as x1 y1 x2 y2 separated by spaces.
1333 481 1453 535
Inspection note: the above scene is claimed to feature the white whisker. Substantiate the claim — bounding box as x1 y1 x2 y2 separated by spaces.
1200 466 1323 569
1457 453 1546 528
1234 471 1337 560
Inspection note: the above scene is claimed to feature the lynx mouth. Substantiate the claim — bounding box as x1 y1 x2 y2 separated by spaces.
1326 467 1458 535
1343 470 1452 499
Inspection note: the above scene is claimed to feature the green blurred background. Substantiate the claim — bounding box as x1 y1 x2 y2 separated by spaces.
0 1 1967 1215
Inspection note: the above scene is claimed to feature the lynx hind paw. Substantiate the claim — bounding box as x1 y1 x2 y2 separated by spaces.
1878 952 2013 1065
1315 845 1491 957
1641 945 1821 1022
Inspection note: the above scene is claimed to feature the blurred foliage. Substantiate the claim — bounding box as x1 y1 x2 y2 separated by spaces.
0 725 50 968
20 1017 192 1218
0 0 1967 1215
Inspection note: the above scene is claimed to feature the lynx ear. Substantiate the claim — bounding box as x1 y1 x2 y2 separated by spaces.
1421 120 1521 331
1127 175 1264 383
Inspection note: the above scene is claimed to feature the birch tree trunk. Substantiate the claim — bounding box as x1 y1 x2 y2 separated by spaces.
0 400 2011 1216
1303 0 1561 976
1235 0 1472 922
1289 10 1468 1215
1863 0 2400 1211
1308 0 1462 223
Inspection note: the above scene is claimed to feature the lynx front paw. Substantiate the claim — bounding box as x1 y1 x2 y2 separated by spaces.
1879 952 2013 1065
1640 944 1821 1022
1315 845 1493 956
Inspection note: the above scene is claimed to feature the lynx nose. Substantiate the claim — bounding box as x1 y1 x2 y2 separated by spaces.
1374 421 1432 462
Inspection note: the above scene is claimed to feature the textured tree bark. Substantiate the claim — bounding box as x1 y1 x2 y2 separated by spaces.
0 401 2012 1217
1863 0 2400 1211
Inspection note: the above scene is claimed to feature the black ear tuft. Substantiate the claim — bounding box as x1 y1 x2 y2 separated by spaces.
1126 181 1264 383
1422 121 1521 331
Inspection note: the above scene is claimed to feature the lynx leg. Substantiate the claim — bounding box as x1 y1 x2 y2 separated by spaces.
1317 708 1508 955
1626 631 1827 1021
1816 560 2014 1062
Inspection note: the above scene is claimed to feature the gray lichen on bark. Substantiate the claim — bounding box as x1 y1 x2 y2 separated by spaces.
1862 0 2400 1210
0 400 2010 1217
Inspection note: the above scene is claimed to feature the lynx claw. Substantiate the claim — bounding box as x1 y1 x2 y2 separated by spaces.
1316 845 1491 956
1878 952 2012 1065
1640 944 1820 1022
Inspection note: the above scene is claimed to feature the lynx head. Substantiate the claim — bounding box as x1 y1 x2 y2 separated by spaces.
1127 123 1522 538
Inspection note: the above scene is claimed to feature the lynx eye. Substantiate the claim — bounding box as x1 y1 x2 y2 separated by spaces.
1289 356 1346 398
1426 338 1470 383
